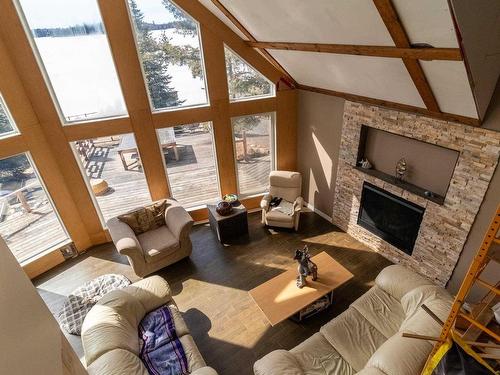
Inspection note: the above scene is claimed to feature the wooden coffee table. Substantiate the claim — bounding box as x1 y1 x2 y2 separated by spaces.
249 252 354 326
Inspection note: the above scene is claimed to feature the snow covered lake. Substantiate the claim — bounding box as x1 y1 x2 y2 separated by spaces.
34 29 207 122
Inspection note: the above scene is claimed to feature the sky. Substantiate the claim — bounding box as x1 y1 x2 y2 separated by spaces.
19 0 178 29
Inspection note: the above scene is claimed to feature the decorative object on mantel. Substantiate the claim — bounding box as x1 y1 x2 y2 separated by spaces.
359 158 372 169
395 157 408 181
222 193 240 206
424 190 435 198
354 167 445 205
215 200 233 216
294 245 318 288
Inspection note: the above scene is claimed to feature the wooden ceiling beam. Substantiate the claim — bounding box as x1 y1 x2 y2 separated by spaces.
209 0 297 87
247 42 462 61
373 0 440 112
298 84 480 127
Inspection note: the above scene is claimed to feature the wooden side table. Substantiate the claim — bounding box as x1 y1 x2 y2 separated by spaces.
207 204 248 243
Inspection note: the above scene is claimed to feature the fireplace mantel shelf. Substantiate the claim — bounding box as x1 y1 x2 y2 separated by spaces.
353 166 445 205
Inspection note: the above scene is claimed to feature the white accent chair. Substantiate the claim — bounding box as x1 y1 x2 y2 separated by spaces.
260 171 303 231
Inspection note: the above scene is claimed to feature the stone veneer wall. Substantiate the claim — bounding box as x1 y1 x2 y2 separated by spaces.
333 101 500 286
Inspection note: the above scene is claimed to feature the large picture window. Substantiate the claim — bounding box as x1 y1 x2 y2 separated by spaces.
0 153 68 264
231 113 276 196
158 122 220 208
18 0 127 123
225 47 275 102
128 0 209 111
0 95 18 139
71 134 151 224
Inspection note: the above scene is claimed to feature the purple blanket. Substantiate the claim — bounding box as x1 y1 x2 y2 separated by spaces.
139 305 189 375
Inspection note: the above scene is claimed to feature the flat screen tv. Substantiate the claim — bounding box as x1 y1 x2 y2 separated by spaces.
357 182 425 255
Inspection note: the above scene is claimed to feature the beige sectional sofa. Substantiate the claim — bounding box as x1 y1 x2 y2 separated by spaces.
254 265 453 375
82 276 217 375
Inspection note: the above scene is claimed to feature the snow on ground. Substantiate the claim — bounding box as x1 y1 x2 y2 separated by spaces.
35 30 207 122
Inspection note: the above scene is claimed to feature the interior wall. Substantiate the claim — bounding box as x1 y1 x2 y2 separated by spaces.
363 128 460 197
450 0 500 120
298 80 499 291
296 90 345 218
0 237 86 374
447 80 500 300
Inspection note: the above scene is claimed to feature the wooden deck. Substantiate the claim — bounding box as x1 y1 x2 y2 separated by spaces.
0 187 68 264
0 131 271 264
84 132 270 222
82 138 152 222
164 132 220 206
237 156 271 195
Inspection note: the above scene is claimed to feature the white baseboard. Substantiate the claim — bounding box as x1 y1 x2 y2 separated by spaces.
305 202 333 222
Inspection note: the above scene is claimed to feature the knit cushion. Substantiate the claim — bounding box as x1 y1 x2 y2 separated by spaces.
57 274 131 335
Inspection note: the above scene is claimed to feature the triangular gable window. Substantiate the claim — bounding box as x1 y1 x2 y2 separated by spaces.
0 95 18 139
224 46 275 102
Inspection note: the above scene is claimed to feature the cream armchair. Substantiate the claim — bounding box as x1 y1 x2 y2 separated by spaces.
107 199 194 277
261 171 303 231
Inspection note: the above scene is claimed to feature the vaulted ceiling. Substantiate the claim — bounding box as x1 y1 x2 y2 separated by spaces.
198 0 500 126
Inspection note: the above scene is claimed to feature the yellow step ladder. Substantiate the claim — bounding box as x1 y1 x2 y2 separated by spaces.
419 204 500 373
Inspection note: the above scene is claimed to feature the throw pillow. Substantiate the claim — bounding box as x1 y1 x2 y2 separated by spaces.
146 200 169 228
118 200 169 235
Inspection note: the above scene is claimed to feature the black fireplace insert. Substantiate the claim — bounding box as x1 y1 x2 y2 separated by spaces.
357 182 425 255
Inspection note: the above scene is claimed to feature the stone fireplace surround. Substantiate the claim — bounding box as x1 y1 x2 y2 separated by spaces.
333 101 500 286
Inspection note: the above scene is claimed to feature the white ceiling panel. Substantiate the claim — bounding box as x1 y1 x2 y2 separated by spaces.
270 50 425 108
195 0 484 120
392 0 459 48
217 0 395 45
197 0 249 40
420 61 478 118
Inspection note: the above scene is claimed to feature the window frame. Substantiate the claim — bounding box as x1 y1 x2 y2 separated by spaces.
224 45 276 103
0 151 70 265
0 94 20 140
126 0 211 114
14 0 129 126
156 122 221 209
231 111 276 198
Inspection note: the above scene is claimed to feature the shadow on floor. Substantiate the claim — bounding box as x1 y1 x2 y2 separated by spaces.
35 211 392 375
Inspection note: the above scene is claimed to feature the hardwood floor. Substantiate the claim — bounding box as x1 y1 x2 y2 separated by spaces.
35 211 392 375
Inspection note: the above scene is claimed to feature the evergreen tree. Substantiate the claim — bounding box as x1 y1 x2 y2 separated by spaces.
0 106 29 182
0 154 30 183
0 104 12 135
129 0 271 110
225 50 272 101
225 50 273 131
129 0 183 108
158 0 202 80
161 0 197 36
0 100 14 135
